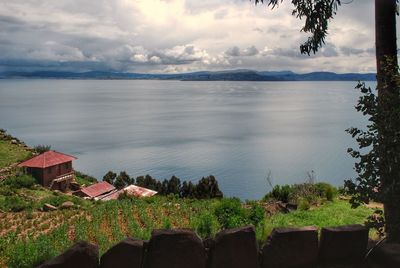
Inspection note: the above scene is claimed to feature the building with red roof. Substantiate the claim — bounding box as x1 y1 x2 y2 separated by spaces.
98 184 157 201
74 181 116 199
18 150 77 191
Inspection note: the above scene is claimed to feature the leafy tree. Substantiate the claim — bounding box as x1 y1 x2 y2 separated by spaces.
161 179 169 195
114 171 132 189
196 175 223 199
180 181 189 198
155 181 163 193
102 171 117 185
345 61 400 241
143 174 158 190
181 181 197 198
187 181 196 198
136 175 145 187
255 0 400 242
167 176 181 195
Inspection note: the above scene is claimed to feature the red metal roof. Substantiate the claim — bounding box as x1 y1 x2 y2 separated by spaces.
18 150 77 168
99 184 157 201
80 181 116 198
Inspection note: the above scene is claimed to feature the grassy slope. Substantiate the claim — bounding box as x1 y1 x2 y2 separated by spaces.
264 200 373 235
0 197 373 268
0 140 31 169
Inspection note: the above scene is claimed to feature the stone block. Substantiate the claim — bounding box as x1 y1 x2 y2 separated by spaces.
37 241 99 268
208 226 259 268
100 237 144 268
144 229 206 268
319 224 369 265
261 226 318 268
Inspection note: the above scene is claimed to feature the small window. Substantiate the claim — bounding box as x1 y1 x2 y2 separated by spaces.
48 167 52 174
65 163 69 169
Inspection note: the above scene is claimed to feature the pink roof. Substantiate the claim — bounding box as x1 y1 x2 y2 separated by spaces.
80 181 116 198
99 184 157 201
18 150 77 168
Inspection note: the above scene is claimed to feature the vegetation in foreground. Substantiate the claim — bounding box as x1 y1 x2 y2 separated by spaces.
0 187 374 268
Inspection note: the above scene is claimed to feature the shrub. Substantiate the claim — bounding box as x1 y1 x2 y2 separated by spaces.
325 187 334 201
33 144 51 154
214 198 247 229
194 212 219 238
264 185 292 203
247 202 265 227
4 196 31 212
39 194 83 208
0 185 15 196
314 182 336 201
5 175 36 189
298 198 310 211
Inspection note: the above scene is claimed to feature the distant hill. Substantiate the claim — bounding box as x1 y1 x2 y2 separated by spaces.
0 70 376 81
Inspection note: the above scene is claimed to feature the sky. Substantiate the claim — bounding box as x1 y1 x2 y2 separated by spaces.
0 0 396 74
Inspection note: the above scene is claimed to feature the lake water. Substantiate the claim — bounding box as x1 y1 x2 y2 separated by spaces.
0 79 373 200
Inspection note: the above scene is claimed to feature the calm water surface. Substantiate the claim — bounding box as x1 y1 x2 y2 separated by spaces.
0 79 372 199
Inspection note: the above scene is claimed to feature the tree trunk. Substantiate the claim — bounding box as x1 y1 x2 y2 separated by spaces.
375 0 397 85
375 0 400 242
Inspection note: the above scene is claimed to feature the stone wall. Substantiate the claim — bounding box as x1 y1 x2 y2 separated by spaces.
38 224 381 268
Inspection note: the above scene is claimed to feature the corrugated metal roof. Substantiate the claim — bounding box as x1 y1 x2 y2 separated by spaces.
99 184 157 201
80 181 116 198
18 151 77 168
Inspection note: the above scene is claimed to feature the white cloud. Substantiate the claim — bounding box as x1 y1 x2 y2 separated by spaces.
0 0 389 73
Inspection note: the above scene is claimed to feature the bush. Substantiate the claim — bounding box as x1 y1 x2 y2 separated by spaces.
33 144 51 154
0 185 15 196
264 185 292 203
298 198 310 211
4 196 31 212
214 198 247 229
39 194 83 208
194 212 219 238
314 182 336 201
247 202 265 227
5 175 36 189
265 182 337 205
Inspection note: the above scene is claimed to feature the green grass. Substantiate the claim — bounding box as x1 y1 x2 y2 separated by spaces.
74 171 97 186
75 175 95 186
262 199 374 239
0 140 32 169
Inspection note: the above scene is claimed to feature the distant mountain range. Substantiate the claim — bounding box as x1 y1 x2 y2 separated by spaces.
0 69 376 81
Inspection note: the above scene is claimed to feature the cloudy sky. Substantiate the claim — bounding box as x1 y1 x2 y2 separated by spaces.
0 0 396 73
